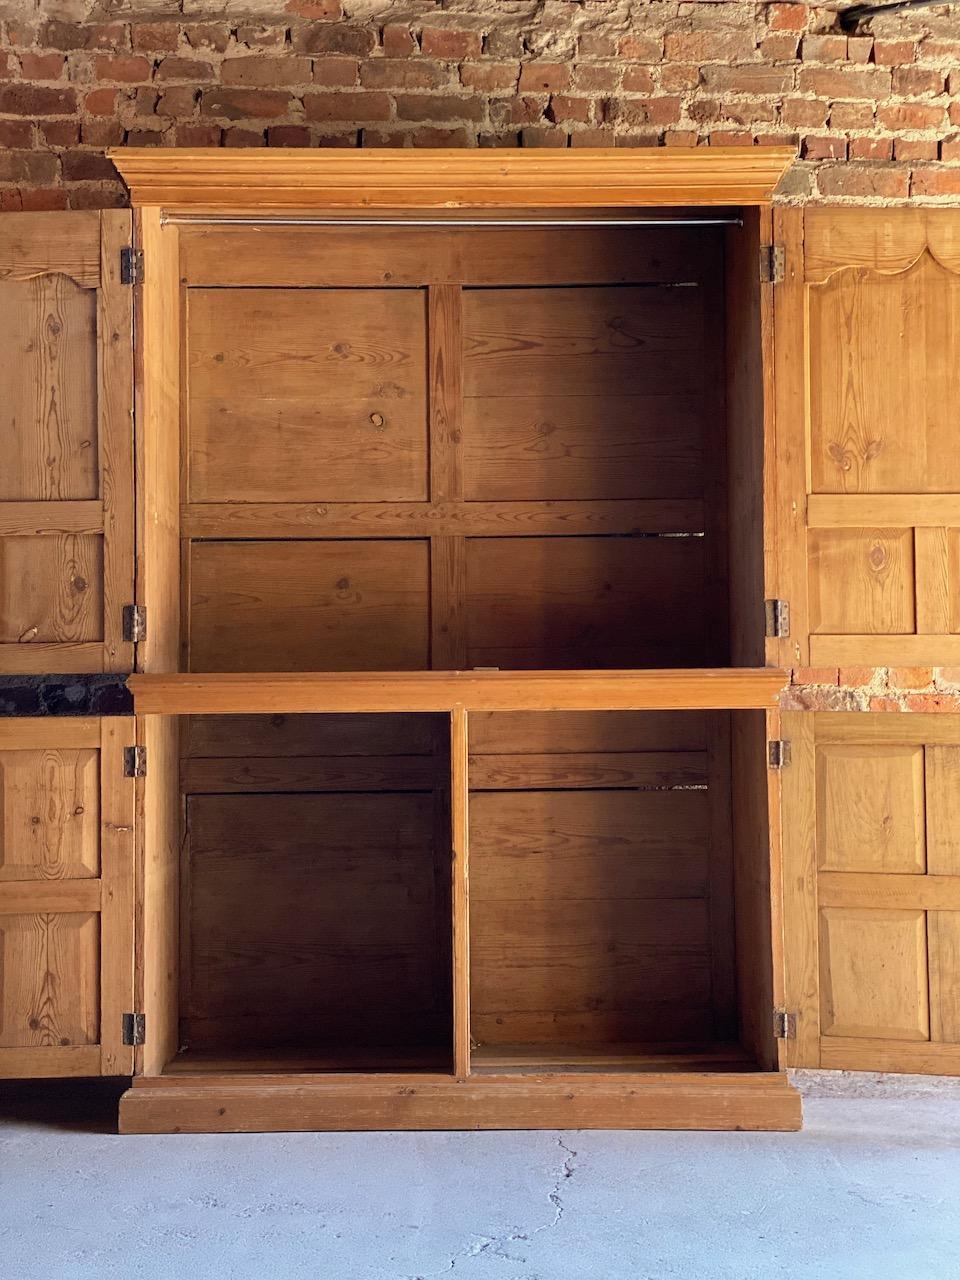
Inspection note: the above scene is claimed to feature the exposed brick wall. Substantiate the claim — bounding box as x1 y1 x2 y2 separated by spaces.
782 667 960 712
1 0 959 210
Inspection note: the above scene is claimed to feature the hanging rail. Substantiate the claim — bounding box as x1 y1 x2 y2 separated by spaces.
160 214 744 228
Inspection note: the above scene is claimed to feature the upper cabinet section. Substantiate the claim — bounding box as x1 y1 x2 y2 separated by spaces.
0 212 134 674
774 208 960 668
108 147 794 210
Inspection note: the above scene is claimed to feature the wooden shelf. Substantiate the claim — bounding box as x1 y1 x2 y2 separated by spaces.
129 668 786 715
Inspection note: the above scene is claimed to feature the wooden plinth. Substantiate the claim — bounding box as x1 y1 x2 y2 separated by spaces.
119 1072 802 1134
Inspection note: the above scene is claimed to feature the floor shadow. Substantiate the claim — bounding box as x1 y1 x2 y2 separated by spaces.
0 1078 128 1134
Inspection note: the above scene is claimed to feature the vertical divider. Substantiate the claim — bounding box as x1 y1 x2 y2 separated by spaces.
451 704 471 1079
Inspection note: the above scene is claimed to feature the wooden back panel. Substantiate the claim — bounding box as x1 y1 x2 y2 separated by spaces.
179 225 723 673
775 208 960 666
0 212 134 673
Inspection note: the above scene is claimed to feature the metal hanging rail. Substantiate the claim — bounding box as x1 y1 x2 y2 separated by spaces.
161 214 744 228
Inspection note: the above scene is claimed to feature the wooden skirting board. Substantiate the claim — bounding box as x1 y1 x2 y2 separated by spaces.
120 1072 802 1134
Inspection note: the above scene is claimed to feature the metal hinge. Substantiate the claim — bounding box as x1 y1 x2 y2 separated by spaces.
765 598 790 638
773 1008 797 1040
768 739 792 769
122 1012 146 1046
122 603 147 644
120 246 144 285
123 745 147 778
760 244 785 285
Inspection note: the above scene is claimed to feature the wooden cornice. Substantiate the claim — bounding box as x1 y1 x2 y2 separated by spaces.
107 147 795 210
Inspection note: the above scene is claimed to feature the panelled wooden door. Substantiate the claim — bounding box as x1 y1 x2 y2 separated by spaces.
0 718 136 1077
774 208 960 667
0 212 134 673
781 712 960 1075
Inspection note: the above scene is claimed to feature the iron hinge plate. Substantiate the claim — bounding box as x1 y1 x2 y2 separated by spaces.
768 739 792 769
122 603 147 644
765 598 790 639
760 244 785 285
123 745 147 778
773 1008 797 1040
122 1012 146 1046
120 246 144 285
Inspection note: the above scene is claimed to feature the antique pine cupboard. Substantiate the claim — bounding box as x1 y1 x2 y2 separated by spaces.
2 147 960 1133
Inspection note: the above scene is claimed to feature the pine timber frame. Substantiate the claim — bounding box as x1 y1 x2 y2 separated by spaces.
110 146 800 1134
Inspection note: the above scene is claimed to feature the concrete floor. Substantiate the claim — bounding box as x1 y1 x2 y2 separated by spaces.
2 1076 960 1280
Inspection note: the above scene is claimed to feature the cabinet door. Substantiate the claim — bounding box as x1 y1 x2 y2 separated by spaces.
774 208 960 667
0 212 134 673
0 719 136 1077
781 712 960 1074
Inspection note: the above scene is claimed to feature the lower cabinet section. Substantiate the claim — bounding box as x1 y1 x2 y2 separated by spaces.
0 718 136 1078
121 698 801 1133
782 712 960 1075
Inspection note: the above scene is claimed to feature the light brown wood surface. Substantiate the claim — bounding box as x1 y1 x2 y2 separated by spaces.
775 207 960 665
782 712 960 1074
109 146 795 210
0 718 135 1079
0 212 134 672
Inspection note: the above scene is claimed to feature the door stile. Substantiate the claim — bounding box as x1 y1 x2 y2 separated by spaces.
451 705 471 1079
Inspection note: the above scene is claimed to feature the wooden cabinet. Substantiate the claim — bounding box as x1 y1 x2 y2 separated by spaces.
6 148 960 1132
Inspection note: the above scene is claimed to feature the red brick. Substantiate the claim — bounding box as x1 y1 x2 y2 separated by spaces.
803 134 847 159
660 64 700 91
304 90 391 121
664 31 754 62
878 102 945 130
62 151 117 181
904 694 960 712
791 667 839 685
579 34 617 58
395 93 484 122
284 0 341 15
421 28 481 60
268 125 312 145
830 101 874 129
131 22 179 53
941 136 960 162
84 88 119 116
912 168 960 197
155 57 215 82
895 138 939 162
546 95 593 124
937 668 960 685
767 3 809 31
175 123 222 146
1 189 69 211
721 99 778 126
893 66 945 96
782 97 829 128
621 66 654 94
838 667 877 686
40 120 78 147
412 126 470 147
37 20 84 51
798 66 891 97
801 35 847 61
868 697 903 712
849 137 892 161
156 87 199 117
760 34 799 61
0 150 58 183
0 120 33 148
873 39 916 65
888 666 934 688
294 25 375 56
0 51 13 80
847 37 874 64
383 25 417 58
663 130 700 146
184 25 231 53
313 57 359 88
518 62 571 93
617 35 662 60
201 88 294 120
361 59 449 90
460 63 519 93
521 126 567 147
817 163 910 198
19 52 65 79
221 56 311 85
237 25 287 49
701 65 794 93
0 85 76 115
82 119 124 147
223 127 265 146
95 55 152 83
616 96 683 127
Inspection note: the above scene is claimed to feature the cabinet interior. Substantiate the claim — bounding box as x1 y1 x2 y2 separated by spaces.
138 208 778 1083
